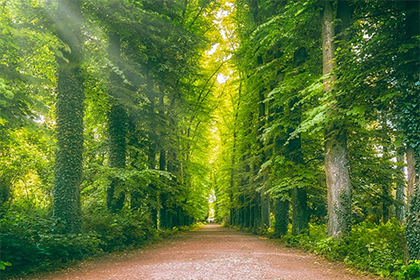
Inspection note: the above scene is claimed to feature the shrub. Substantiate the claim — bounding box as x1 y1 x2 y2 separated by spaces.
281 220 406 278
82 210 158 252
341 220 405 276
0 207 192 278
393 261 420 280
0 210 100 276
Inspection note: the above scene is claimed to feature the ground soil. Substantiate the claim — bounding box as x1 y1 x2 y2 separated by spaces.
17 224 384 280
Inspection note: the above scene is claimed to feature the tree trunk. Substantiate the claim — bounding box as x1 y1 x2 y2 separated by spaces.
381 116 391 224
128 117 142 211
253 193 261 229
404 0 420 78
107 104 127 211
261 192 271 229
274 198 289 237
230 125 237 226
244 198 250 228
106 31 127 212
53 0 83 234
287 97 308 236
403 0 420 207
239 198 245 227
407 147 417 206
158 147 166 228
147 98 159 227
291 187 308 235
256 87 271 229
322 0 352 238
396 147 406 222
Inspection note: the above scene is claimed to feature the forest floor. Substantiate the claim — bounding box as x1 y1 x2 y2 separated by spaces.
16 224 385 280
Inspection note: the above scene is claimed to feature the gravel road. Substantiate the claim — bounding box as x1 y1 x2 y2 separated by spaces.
23 224 383 280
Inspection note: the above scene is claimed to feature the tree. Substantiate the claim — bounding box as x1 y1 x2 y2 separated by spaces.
402 0 420 261
53 0 84 234
322 0 352 238
105 27 129 212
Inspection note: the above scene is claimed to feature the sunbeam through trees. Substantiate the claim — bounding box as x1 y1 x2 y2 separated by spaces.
0 0 419 279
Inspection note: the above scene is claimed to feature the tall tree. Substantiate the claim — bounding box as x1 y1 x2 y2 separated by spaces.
106 31 128 212
53 0 84 233
322 0 352 238
403 0 420 261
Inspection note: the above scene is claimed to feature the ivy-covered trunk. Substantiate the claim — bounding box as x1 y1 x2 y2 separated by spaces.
53 0 84 234
106 31 127 212
404 0 420 260
322 0 352 238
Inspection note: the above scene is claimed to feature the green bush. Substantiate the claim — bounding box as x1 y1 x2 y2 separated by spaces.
341 220 405 276
0 210 101 275
282 220 406 278
82 210 158 252
0 207 193 277
393 261 420 280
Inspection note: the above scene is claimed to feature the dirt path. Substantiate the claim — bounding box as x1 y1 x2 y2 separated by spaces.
22 224 382 280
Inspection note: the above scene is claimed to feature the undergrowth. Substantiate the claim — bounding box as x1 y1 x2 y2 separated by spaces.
232 219 417 279
0 208 198 278
277 219 416 279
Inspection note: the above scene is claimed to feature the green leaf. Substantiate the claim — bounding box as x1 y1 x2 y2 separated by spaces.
4 90 14 99
0 261 12 270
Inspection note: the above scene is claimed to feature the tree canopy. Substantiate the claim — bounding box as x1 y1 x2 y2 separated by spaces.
0 0 419 278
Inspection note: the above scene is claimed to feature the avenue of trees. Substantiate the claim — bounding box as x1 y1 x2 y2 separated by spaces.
1 0 221 274
0 0 419 279
211 0 419 277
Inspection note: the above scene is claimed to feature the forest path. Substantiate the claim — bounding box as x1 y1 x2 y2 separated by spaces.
25 224 382 280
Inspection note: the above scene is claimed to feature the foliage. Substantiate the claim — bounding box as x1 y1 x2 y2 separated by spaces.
0 206 198 277
0 261 12 271
0 0 218 276
82 210 158 252
283 221 406 278
393 261 420 280
1 0 419 278
0 209 101 276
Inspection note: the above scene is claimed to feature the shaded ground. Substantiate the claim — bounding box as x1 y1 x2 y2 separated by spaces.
19 224 383 280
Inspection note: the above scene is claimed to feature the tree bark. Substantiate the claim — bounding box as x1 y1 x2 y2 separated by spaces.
230 119 237 226
407 146 417 206
291 187 308 235
322 0 352 238
274 198 289 237
53 0 84 234
395 147 405 222
107 104 127 212
106 31 127 212
381 116 391 224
